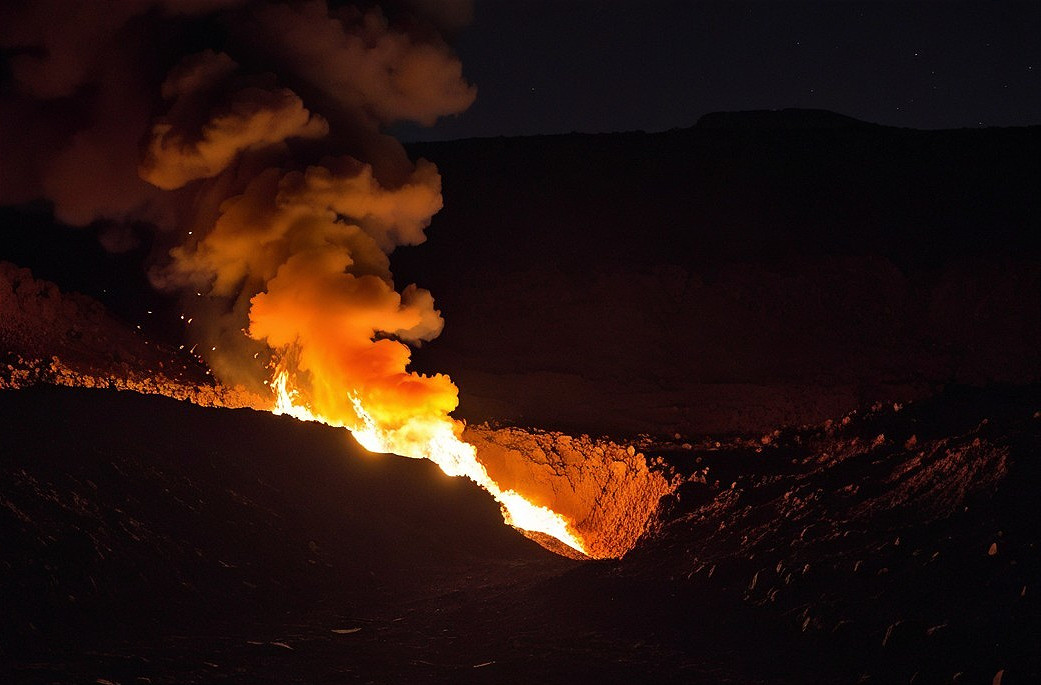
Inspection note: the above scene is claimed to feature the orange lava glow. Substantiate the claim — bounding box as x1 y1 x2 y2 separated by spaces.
271 369 587 555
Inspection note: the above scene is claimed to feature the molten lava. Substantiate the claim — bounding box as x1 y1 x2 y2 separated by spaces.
271 369 587 555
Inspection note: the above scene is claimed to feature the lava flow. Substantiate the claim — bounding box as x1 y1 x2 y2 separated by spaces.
271 369 587 555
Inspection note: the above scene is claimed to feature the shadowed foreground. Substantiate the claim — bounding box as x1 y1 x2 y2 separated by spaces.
2 384 1037 684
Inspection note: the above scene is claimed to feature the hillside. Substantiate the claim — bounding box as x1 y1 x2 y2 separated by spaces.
399 115 1040 434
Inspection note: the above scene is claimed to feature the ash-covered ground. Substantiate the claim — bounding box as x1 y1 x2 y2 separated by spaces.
2 114 1039 683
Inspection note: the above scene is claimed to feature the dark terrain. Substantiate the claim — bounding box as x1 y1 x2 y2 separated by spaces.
2 385 1036 684
401 111 1039 435
1 111 1039 683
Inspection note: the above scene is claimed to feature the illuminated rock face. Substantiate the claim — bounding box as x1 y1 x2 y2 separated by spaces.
2 263 673 560
464 426 673 559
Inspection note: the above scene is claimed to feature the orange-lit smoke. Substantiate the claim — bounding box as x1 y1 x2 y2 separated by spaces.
1 1 587 553
173 154 457 434
138 7 474 462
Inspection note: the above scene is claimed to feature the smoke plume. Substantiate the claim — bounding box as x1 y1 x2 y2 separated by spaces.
1 0 475 426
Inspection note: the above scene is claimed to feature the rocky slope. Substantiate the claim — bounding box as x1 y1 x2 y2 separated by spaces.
0 261 671 559
463 427 673 559
630 388 1039 682
2 378 1035 683
0 261 265 409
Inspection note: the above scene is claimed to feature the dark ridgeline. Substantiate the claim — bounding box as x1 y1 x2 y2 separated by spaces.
402 110 1040 276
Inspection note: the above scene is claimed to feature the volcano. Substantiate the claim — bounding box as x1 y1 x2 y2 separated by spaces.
2 110 1039 683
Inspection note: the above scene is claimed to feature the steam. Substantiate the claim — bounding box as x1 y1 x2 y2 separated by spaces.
1 0 475 422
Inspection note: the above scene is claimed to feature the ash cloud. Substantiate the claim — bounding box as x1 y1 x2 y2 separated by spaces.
139 49 331 191
1 0 475 422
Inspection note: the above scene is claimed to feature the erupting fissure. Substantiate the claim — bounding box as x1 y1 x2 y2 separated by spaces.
272 368 587 555
0 1 588 556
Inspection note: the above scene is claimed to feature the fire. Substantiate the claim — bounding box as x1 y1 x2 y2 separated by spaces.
90 1 584 557
271 368 587 555
0 0 588 556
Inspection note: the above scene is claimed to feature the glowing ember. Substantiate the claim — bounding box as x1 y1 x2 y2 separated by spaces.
271 369 587 555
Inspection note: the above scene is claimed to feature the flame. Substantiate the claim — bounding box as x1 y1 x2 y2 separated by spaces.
271 369 587 555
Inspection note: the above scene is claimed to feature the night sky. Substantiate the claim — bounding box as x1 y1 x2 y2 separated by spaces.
396 0 1041 141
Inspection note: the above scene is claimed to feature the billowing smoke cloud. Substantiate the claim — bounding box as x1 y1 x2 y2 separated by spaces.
139 49 330 190
1 0 476 427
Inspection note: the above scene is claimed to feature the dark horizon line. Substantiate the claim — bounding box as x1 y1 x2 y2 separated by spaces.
398 107 1041 145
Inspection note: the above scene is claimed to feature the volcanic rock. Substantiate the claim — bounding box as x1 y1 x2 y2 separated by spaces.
0 261 265 410
463 426 673 558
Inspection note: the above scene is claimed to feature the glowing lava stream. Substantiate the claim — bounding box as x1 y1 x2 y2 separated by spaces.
271 371 587 555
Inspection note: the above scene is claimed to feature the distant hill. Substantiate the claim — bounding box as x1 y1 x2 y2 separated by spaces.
695 108 872 130
398 114 1040 433
402 110 1039 278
